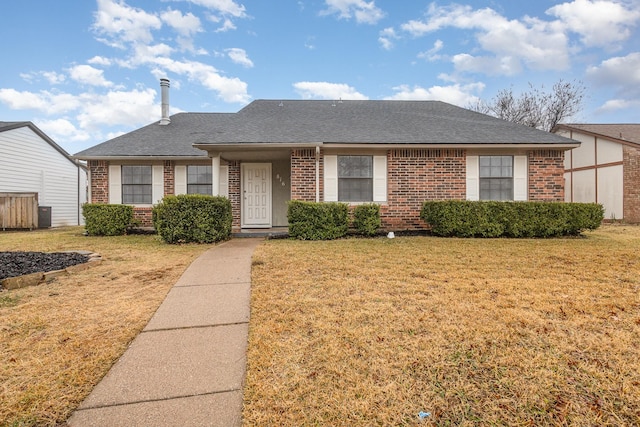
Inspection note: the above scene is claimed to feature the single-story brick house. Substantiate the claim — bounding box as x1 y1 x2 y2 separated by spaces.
74 79 580 232
553 123 640 222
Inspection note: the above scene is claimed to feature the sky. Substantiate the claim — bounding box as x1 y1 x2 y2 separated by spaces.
1 0 639 154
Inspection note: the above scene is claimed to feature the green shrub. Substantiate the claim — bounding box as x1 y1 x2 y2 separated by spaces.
288 200 349 240
420 200 604 238
153 194 232 244
352 203 381 237
82 204 134 236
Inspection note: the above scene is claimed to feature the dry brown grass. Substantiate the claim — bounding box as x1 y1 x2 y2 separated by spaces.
244 225 640 426
0 227 209 427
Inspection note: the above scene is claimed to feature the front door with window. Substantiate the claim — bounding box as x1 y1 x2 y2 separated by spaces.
242 163 272 228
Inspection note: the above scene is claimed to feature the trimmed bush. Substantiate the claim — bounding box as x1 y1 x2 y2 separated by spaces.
420 200 604 238
352 203 381 237
288 200 349 240
82 204 134 236
153 194 232 244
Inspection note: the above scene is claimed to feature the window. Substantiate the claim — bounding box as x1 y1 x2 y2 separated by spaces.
479 156 513 201
187 165 212 195
122 165 152 204
338 155 373 202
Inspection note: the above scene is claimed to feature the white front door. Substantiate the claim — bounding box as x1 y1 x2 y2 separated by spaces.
242 163 272 228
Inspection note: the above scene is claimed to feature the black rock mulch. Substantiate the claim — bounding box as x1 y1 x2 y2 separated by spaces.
0 252 90 281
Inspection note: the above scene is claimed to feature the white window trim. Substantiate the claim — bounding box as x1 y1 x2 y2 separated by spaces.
467 155 528 201
324 154 387 203
108 164 163 206
175 164 229 197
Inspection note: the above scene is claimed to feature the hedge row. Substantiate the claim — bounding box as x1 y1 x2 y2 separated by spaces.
153 194 232 244
82 204 134 236
287 201 383 240
420 200 604 238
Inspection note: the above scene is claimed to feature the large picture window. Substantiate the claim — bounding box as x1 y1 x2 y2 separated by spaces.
338 155 373 202
187 165 212 195
122 165 152 204
479 156 513 201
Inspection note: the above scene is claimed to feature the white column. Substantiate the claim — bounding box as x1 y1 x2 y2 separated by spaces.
211 153 221 196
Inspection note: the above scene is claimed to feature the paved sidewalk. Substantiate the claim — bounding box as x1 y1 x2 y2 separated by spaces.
67 238 261 427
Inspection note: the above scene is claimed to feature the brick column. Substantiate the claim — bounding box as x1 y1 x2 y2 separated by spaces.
89 160 109 203
163 160 174 196
291 148 321 201
228 161 241 229
528 150 565 201
623 145 640 222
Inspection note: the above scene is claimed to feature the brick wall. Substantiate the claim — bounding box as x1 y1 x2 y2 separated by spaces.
623 145 640 223
164 160 174 196
88 160 109 203
228 161 241 229
133 207 154 227
384 149 466 230
528 150 565 201
291 149 320 201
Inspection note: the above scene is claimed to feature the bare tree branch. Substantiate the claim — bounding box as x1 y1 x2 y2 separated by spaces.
468 80 585 132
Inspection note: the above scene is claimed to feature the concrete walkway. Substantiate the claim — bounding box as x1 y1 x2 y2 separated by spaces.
67 238 261 427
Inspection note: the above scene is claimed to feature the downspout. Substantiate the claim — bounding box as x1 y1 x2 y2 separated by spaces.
315 144 320 202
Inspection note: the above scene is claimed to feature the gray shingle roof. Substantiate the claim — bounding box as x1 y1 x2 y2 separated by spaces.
74 100 578 158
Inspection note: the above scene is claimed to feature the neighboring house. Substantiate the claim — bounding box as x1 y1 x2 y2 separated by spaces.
74 79 580 232
553 124 640 223
0 121 87 228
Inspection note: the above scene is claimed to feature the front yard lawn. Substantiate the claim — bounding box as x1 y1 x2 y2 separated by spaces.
244 225 640 425
0 227 208 427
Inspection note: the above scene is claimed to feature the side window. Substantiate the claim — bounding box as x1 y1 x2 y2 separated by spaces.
479 156 513 201
187 165 212 195
338 155 373 202
122 165 152 204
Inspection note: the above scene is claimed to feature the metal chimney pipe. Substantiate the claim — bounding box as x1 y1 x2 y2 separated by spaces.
159 78 170 125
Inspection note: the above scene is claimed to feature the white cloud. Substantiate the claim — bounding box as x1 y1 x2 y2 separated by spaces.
293 81 369 100
226 48 254 68
400 3 571 74
587 52 640 98
0 89 82 114
384 82 485 107
322 0 385 24
88 56 112 66
36 119 91 142
92 0 162 46
161 9 202 36
378 27 398 50
546 0 640 48
20 71 66 85
596 98 640 113
68 64 113 87
451 53 523 76
214 18 237 32
417 39 444 61
185 0 246 18
76 88 159 130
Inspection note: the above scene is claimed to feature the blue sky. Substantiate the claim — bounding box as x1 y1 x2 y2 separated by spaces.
1 0 639 154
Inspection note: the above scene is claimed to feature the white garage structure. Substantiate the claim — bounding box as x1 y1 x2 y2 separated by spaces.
0 121 87 227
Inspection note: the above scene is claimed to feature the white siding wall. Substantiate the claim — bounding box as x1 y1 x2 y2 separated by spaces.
563 129 625 220
598 165 624 220
0 126 85 226
571 133 596 168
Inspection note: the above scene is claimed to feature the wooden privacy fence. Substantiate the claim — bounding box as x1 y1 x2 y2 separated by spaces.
0 192 38 230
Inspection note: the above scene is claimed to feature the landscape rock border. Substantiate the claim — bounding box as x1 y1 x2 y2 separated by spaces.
0 251 102 291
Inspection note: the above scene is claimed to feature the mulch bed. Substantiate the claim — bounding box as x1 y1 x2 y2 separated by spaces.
0 252 89 281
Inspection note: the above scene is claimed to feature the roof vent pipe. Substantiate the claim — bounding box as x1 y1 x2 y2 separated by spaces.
159 78 170 125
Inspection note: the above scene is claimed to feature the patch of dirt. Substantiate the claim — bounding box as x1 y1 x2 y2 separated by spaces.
0 252 89 280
